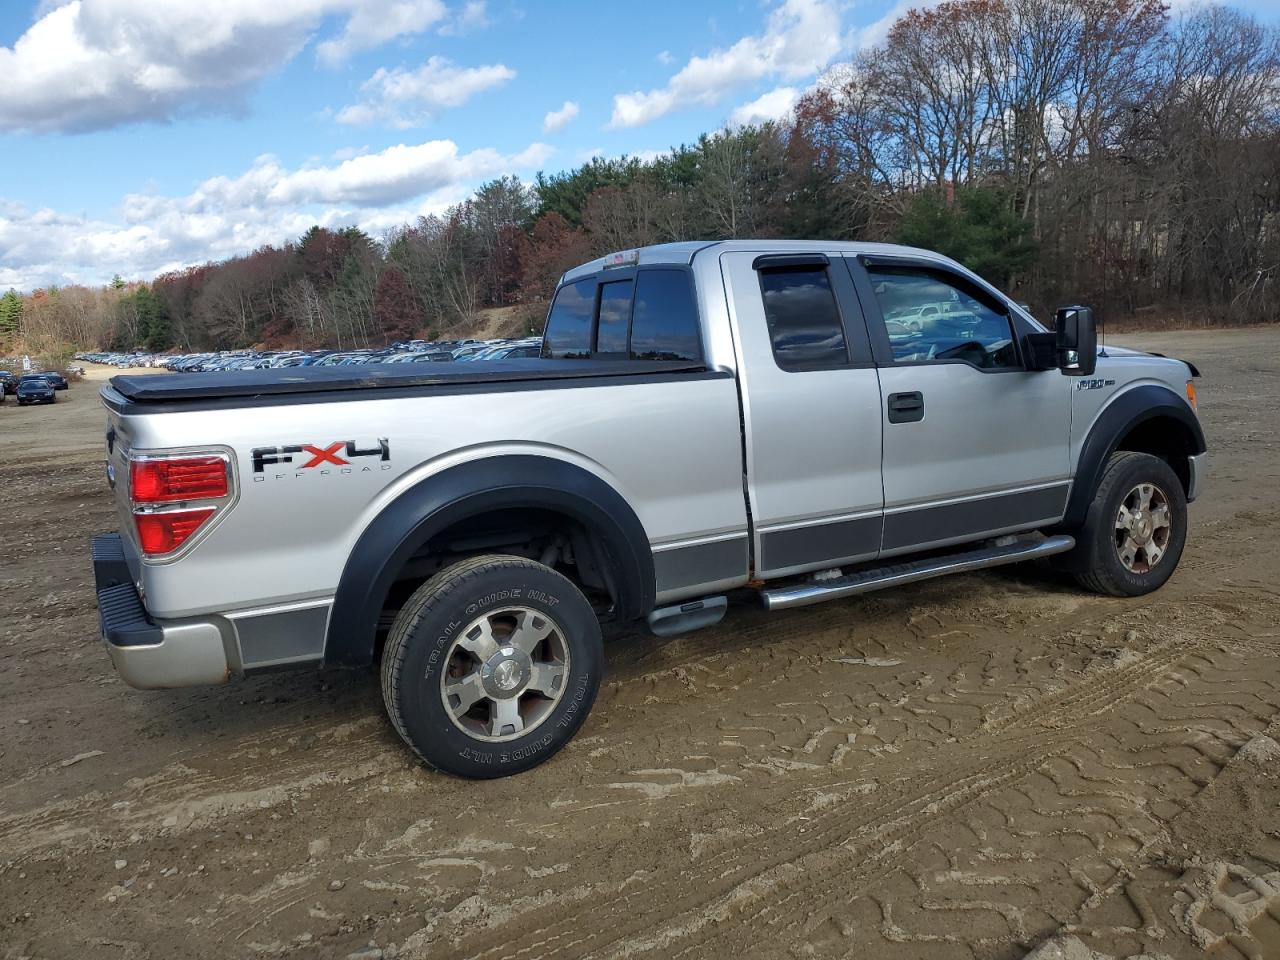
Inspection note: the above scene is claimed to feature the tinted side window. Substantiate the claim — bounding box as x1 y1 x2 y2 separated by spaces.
596 280 633 354
759 267 848 371
868 268 1019 370
630 270 702 361
541 280 595 359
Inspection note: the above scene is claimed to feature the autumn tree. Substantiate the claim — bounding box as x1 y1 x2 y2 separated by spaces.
517 212 593 322
373 266 423 343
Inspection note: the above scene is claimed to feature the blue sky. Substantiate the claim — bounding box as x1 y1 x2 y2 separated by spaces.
1 0 1277 291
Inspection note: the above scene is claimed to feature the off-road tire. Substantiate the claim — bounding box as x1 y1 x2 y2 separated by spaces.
1067 451 1188 597
380 554 602 779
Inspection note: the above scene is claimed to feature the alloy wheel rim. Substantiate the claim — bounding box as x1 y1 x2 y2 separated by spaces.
439 606 570 743
1114 482 1172 574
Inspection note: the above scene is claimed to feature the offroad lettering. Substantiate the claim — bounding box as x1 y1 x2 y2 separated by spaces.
252 439 389 474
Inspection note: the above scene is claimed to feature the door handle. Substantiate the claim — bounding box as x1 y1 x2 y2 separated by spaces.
887 391 924 424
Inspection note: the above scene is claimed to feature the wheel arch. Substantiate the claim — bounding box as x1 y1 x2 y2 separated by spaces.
324 454 655 667
1064 384 1206 528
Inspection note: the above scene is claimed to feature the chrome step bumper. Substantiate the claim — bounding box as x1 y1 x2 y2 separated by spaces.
93 533 231 689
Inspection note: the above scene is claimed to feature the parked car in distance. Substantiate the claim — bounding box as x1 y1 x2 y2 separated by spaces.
77 336 550 373
31 370 69 390
0 370 15 397
16 375 56 405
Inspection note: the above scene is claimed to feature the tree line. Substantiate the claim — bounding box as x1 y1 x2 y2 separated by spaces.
3 0 1277 356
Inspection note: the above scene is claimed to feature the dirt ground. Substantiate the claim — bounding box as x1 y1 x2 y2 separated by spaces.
3 330 1280 960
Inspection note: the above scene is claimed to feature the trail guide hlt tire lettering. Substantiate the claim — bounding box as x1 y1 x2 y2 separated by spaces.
380 554 603 779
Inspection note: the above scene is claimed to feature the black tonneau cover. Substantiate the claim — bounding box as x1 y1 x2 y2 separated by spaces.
110 358 707 403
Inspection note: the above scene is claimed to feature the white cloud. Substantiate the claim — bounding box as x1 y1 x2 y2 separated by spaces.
331 144 371 160
850 0 940 50
258 140 553 206
729 86 800 126
0 0 472 133
609 0 841 128
542 100 580 134
439 0 488 35
0 139 554 290
632 149 671 164
656 50 674 65
315 0 447 66
336 57 515 128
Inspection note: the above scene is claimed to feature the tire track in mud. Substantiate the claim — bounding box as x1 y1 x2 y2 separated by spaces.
0 572 1124 861
0 713 400 859
645 647 1278 960
5 534 1273 960
450 598 1280 960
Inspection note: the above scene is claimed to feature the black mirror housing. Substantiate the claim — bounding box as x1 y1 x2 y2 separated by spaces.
1021 332 1058 371
1055 305 1097 376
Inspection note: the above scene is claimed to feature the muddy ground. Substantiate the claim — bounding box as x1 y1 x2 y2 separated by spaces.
2 330 1280 960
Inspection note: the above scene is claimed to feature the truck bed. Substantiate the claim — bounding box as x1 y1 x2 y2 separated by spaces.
106 358 710 408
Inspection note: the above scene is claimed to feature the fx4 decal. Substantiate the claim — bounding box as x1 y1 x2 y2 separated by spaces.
251 439 390 480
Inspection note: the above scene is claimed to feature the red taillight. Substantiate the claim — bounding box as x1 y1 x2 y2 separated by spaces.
134 508 215 555
131 456 228 503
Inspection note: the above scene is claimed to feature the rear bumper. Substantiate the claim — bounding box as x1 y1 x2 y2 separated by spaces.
93 534 231 689
1187 451 1206 502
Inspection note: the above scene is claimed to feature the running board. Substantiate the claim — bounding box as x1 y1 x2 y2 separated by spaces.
760 535 1076 612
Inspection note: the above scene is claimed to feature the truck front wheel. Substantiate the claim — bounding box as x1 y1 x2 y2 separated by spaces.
380 554 602 778
1067 451 1188 597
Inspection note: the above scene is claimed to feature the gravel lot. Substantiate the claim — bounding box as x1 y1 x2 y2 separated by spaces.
3 329 1280 960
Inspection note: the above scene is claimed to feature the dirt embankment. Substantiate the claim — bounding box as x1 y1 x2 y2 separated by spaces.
2 331 1280 960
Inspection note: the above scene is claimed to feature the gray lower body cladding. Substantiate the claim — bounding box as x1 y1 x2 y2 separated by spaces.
93 533 329 688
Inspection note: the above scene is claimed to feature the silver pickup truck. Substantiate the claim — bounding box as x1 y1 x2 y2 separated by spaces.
93 241 1206 778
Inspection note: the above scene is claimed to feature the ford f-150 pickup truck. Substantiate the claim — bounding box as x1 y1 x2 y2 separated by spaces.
93 241 1206 778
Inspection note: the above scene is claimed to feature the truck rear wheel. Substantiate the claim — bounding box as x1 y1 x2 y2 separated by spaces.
1067 451 1188 597
380 554 602 778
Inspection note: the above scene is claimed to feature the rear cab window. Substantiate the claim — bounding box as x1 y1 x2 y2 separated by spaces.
630 270 701 361
541 279 595 359
541 267 703 362
596 280 634 355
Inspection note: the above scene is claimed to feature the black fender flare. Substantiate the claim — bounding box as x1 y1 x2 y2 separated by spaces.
1064 384 1206 528
324 454 654 667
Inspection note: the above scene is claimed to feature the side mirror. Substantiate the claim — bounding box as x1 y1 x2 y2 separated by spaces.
1055 305 1097 376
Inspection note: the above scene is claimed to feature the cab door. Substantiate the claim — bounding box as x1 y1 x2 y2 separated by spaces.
720 250 884 579
844 254 1071 556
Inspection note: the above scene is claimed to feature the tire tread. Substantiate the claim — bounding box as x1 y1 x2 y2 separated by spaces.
380 554 591 774
1070 451 1186 597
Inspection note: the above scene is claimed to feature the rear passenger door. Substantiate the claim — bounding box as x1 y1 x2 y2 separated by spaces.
846 255 1071 555
720 251 884 579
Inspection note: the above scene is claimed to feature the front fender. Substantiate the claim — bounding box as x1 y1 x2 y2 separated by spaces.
1065 384 1206 528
